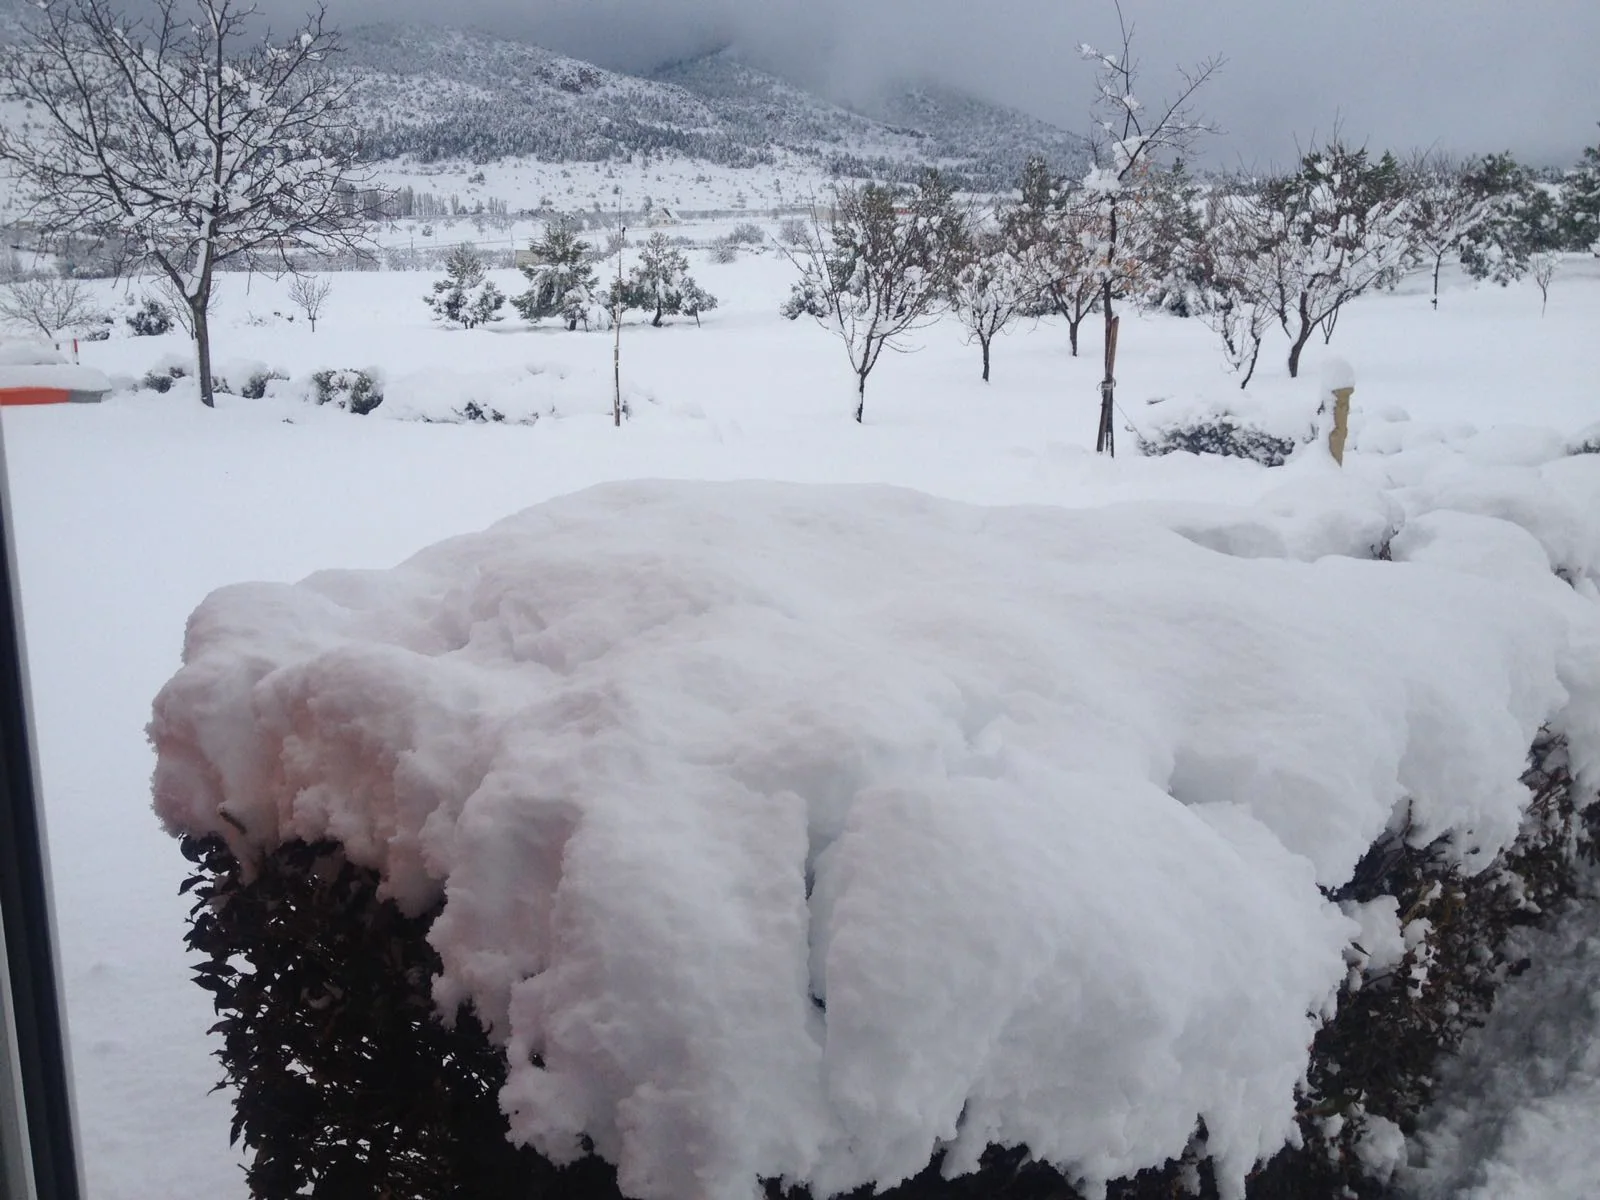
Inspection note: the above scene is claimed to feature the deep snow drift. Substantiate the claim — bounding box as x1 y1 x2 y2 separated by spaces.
148 475 1600 1200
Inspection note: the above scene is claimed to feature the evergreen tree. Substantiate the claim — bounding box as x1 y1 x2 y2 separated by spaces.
425 244 504 329
1560 130 1600 253
1459 153 1561 284
613 232 717 327
512 221 599 330
1139 159 1211 317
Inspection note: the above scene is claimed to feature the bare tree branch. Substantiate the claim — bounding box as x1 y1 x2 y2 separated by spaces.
0 0 377 405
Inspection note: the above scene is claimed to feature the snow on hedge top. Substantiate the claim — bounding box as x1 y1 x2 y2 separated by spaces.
149 480 1600 1200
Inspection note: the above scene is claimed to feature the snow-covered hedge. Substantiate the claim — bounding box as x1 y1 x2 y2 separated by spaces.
1135 395 1317 468
150 480 1600 1200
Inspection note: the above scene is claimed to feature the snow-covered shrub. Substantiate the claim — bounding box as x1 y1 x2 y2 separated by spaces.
176 835 580 1199
151 482 1600 1200
1267 732 1600 1196
168 736 1600 1200
79 312 114 341
459 400 507 424
1138 416 1308 468
709 237 740 264
310 368 384 415
727 222 766 246
241 367 289 400
126 296 173 336
141 358 188 392
1568 423 1600 456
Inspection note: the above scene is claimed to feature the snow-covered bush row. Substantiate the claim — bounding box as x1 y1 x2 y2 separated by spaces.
124 358 636 424
1133 391 1318 468
150 474 1600 1200
1136 417 1307 468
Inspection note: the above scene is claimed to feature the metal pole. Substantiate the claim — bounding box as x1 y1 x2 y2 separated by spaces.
613 191 624 429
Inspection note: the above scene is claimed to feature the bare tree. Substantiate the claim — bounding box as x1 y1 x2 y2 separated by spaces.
0 0 373 406
0 273 95 341
1531 250 1560 315
287 273 333 332
780 172 963 423
1080 6 1221 453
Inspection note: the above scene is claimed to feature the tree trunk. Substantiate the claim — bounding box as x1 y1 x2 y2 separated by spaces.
1096 279 1116 455
652 303 663 328
1238 335 1262 390
1432 252 1443 309
1067 315 1081 357
1287 323 1314 379
1287 295 1314 379
980 334 991 382
854 370 867 424
194 298 215 409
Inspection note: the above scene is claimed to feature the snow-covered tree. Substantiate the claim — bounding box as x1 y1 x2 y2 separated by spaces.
0 0 371 407
1402 153 1492 309
780 172 963 423
1459 153 1561 285
1254 142 1414 377
948 217 1032 382
1559 131 1600 254
1079 20 1221 452
1193 191 1278 389
1003 156 1100 357
678 279 718 327
425 243 503 329
512 221 598 330
1138 159 1211 316
613 232 716 327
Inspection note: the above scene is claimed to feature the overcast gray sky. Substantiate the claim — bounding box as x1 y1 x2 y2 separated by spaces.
327 0 1598 169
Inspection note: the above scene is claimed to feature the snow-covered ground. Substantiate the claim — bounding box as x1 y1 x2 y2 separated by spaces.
3 237 1599 1199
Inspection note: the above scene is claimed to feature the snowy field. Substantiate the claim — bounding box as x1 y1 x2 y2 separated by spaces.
3 234 1600 1199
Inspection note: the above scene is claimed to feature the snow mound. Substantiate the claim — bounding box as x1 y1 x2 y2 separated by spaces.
148 481 1600 1200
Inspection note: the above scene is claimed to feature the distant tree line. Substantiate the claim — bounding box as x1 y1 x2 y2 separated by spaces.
772 120 1600 426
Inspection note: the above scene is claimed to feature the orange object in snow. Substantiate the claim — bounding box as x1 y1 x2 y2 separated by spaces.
0 386 73 406
0 347 112 404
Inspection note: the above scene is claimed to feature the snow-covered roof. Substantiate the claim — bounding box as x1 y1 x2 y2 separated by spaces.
0 363 113 393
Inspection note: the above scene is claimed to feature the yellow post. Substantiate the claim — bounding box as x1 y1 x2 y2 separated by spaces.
1329 386 1354 466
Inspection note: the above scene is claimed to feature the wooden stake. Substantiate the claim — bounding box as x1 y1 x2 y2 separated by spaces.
1096 314 1120 456
1329 386 1353 465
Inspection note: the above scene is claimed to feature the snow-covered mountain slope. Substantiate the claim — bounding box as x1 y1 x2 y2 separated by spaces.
0 2 1086 193
340 24 1086 190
